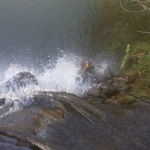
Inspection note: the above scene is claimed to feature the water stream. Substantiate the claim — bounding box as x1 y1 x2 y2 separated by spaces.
0 0 102 73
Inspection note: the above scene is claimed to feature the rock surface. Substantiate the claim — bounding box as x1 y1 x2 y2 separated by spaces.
0 72 38 94
78 61 137 104
0 96 150 150
0 62 149 150
0 98 5 106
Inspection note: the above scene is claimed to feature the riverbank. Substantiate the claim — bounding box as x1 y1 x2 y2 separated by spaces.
96 0 150 70
107 42 150 105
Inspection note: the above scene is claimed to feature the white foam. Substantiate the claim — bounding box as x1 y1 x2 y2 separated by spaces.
2 64 36 84
0 55 90 98
0 54 109 118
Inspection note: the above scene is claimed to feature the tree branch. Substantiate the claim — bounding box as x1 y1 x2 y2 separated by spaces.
120 0 150 12
137 30 150 33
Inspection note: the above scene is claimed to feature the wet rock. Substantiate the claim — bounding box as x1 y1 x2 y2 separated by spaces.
0 98 5 106
102 87 119 99
77 61 120 100
0 133 41 150
124 75 135 83
0 72 38 93
83 84 107 101
77 61 137 100
101 66 113 81
112 76 126 88
79 61 95 74
0 57 149 149
0 102 14 115
77 61 116 99
77 61 97 84
77 61 113 85
111 75 133 92
84 82 119 100
0 99 150 150
108 93 135 105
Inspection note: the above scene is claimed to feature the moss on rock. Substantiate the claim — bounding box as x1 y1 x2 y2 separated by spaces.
120 41 150 100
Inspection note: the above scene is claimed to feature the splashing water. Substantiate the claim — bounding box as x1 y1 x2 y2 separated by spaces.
37 55 84 94
1 55 92 97
0 54 109 118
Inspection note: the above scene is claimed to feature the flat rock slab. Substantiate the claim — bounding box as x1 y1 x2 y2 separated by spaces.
0 99 149 150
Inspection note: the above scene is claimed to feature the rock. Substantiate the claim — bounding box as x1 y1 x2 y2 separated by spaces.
83 84 107 101
80 61 95 74
111 75 133 92
0 98 5 106
0 71 149 149
0 97 150 150
108 93 135 105
112 76 125 88
124 75 135 83
77 61 117 99
0 133 40 150
102 87 119 99
76 61 135 102
0 72 38 93
101 66 113 81
77 61 97 84
77 61 114 85
84 82 119 100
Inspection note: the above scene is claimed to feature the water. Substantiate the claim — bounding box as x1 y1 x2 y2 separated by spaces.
0 0 110 117
0 53 111 119
1 54 108 96
0 0 102 73
1 55 87 95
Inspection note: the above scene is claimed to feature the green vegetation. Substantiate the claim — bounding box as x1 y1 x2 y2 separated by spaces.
98 0 150 67
131 42 150 55
96 0 150 100
120 42 150 98
120 44 130 69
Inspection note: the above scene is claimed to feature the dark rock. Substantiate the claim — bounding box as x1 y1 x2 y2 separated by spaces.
102 66 113 81
0 96 150 150
0 102 14 115
77 61 97 84
0 98 5 106
80 61 95 74
111 75 133 91
112 76 125 88
0 72 38 93
124 75 135 83
76 61 135 101
77 61 113 85
120 85 132 92
0 134 41 150
102 88 119 99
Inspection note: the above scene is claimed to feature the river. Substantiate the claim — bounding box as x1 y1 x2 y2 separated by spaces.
0 0 103 73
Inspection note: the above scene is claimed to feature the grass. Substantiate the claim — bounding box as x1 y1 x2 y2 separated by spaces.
131 41 150 55
120 42 150 99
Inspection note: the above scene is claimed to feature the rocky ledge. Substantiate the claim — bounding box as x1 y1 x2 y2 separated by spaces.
0 51 149 150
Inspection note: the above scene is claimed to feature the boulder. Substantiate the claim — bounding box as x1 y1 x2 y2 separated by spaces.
77 61 126 100
0 70 149 149
0 98 5 106
0 72 38 93
77 61 98 84
0 94 150 150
